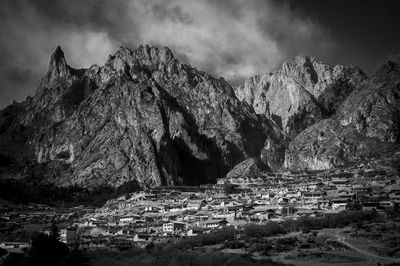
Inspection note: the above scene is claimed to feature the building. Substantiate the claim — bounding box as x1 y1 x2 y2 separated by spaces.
119 215 141 226
331 198 349 210
162 221 186 234
187 227 204 236
204 219 228 228
0 242 30 253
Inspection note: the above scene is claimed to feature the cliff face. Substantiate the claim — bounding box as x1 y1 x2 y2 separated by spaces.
1 46 399 187
284 58 400 170
0 45 282 188
235 55 367 139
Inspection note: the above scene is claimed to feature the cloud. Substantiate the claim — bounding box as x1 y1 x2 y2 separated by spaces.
0 0 334 108
0 0 117 107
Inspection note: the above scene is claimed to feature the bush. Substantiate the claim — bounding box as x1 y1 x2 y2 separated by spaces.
224 240 245 249
27 232 69 266
0 247 7 258
276 237 297 246
280 210 383 232
245 222 283 238
173 227 236 250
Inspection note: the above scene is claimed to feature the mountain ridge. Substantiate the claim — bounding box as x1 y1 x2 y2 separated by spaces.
0 45 399 191
0 44 282 189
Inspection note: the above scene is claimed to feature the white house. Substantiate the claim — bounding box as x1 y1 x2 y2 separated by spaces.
162 221 186 234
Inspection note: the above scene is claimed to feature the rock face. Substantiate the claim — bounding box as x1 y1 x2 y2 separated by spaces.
235 55 367 139
0 45 281 188
225 157 264 180
1 46 399 187
285 57 400 170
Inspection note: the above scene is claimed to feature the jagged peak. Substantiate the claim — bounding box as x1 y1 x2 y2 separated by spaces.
47 46 70 81
49 46 66 69
113 46 133 59
373 55 400 84
281 54 325 73
109 44 175 64
136 44 175 64
239 55 367 91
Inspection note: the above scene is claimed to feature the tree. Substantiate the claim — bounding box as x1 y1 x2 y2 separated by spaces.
0 247 7 258
27 232 69 266
245 222 283 237
60 248 90 266
223 181 237 195
50 222 61 241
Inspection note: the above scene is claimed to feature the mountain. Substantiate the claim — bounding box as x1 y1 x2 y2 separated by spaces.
236 54 399 172
235 55 367 139
0 45 399 192
285 57 400 170
0 45 282 189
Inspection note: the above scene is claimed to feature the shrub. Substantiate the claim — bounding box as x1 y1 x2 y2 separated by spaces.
245 222 283 238
224 240 245 249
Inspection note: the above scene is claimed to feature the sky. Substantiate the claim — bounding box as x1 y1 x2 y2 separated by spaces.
0 0 399 108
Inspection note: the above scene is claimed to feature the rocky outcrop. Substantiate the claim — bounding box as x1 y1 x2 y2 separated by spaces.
1 46 398 187
225 157 264 180
0 45 282 188
235 55 367 139
285 57 400 170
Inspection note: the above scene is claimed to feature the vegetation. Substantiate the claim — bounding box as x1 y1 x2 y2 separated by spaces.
349 221 400 257
244 222 284 237
88 248 287 266
0 247 7 258
281 210 382 232
240 210 382 239
0 179 140 207
170 226 236 250
1 223 90 266
0 210 394 265
223 181 239 195
86 227 288 266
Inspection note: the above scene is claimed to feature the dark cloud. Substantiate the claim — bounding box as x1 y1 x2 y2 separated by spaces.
0 0 336 108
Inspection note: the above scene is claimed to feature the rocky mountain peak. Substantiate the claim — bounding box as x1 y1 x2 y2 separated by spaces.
372 56 400 85
1 44 398 191
0 44 281 189
138 44 174 64
282 55 317 74
110 45 175 66
47 46 71 82
235 55 367 138
285 58 400 171
101 45 180 83
50 46 65 65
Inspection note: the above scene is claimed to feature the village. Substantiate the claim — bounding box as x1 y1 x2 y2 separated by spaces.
1 162 399 255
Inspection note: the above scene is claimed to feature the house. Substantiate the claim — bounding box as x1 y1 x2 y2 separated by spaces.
117 228 136 235
362 203 378 211
84 226 110 237
389 192 400 203
204 219 228 228
119 215 141 226
379 200 394 208
186 202 201 211
43 224 68 243
0 242 30 253
133 233 152 242
162 221 186 234
353 186 370 199
332 178 349 189
65 227 78 244
187 227 204 236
